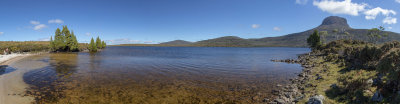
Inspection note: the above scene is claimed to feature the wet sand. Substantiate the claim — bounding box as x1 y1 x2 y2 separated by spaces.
0 54 48 104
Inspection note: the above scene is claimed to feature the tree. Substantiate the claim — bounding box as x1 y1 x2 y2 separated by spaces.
368 26 387 44
307 30 322 50
69 31 79 51
62 26 71 51
89 37 97 52
54 28 65 51
96 36 102 49
101 41 106 48
49 36 55 51
52 26 80 52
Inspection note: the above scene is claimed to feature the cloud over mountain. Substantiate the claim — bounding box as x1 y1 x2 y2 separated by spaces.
313 0 397 24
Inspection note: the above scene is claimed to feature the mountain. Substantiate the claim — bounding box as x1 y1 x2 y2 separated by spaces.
193 36 256 47
158 16 400 47
160 40 192 45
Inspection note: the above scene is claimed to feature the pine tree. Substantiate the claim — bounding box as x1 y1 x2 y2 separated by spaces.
69 31 79 51
89 37 97 52
307 30 321 50
54 28 65 51
96 36 102 49
62 26 72 51
49 36 55 51
101 41 106 48
52 26 81 52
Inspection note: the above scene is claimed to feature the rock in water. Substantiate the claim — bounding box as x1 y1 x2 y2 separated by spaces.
307 95 324 104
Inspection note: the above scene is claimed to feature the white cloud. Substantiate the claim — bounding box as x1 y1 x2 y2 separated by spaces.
296 0 308 5
251 24 260 29
364 7 396 20
30 21 40 25
388 27 393 29
396 0 400 3
34 24 47 30
37 37 50 41
313 0 367 16
85 32 91 36
0 32 3 35
383 17 397 24
106 38 141 45
105 38 156 45
273 27 281 31
48 19 64 24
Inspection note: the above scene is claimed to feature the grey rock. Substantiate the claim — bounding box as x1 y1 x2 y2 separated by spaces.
307 95 324 104
263 98 270 102
330 84 338 89
274 99 285 104
367 78 373 86
276 84 282 87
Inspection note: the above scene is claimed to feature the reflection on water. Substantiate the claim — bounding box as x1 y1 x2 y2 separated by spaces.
23 47 309 103
0 65 16 75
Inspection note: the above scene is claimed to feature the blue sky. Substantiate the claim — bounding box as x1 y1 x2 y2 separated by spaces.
0 0 399 44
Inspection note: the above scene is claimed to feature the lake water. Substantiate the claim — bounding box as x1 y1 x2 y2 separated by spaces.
20 46 309 103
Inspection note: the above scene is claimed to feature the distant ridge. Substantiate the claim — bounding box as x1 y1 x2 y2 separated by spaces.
160 40 192 45
131 16 400 47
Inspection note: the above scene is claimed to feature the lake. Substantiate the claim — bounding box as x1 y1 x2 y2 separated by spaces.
19 46 309 103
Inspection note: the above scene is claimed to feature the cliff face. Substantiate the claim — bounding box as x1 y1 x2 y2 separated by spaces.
316 16 351 30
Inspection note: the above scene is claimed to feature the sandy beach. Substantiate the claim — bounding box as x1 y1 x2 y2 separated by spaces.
0 53 48 104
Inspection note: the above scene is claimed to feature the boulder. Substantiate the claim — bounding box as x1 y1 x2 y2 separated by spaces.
367 78 373 86
274 99 285 104
307 95 324 104
330 84 338 89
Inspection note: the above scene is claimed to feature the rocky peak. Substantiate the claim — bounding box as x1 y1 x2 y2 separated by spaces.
317 16 351 30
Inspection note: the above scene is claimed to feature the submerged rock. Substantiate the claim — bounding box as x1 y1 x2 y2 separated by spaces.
307 95 324 104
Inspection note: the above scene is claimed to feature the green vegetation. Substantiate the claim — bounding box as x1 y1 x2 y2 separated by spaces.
367 26 388 44
0 41 50 54
50 26 79 52
88 36 106 52
88 38 97 52
307 30 322 50
299 39 400 103
96 36 102 49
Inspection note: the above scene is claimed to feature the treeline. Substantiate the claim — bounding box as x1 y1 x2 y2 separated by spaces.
88 36 106 52
49 26 79 52
49 26 106 53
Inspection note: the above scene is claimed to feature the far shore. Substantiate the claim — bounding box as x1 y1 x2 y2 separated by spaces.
0 53 48 104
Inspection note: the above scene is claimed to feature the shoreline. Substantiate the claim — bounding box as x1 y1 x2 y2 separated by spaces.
269 54 313 103
0 53 46 104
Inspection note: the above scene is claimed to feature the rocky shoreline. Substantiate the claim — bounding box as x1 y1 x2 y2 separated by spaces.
269 53 324 104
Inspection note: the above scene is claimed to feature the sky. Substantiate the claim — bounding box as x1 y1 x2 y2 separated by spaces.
0 0 399 44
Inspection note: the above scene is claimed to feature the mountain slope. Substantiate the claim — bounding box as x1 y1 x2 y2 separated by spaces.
159 16 400 47
160 40 192 45
193 36 256 47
